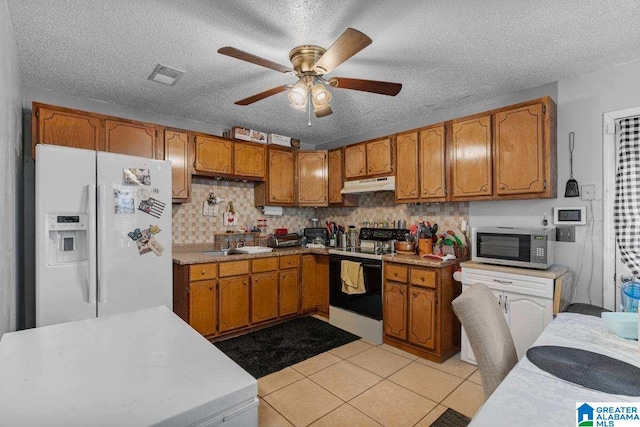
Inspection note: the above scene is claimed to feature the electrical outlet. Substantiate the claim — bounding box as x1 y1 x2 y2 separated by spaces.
581 185 595 201
556 226 576 242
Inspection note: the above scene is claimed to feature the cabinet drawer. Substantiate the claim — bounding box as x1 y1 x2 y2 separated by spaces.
410 268 437 288
219 260 250 277
252 257 279 273
189 263 217 281
279 255 299 269
385 264 408 283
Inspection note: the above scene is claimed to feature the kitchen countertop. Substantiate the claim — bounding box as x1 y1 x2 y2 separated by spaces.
172 246 329 265
173 245 463 268
460 260 568 279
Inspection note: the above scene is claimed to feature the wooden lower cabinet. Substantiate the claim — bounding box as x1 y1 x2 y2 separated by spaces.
383 282 408 340
218 276 250 333
251 272 278 323
301 254 329 315
279 269 299 316
189 280 217 336
174 254 317 338
383 261 462 362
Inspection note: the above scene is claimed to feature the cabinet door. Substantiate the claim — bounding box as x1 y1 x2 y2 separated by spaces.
301 255 329 312
494 103 545 196
344 143 367 179
328 149 344 204
383 282 407 340
395 131 419 202
234 141 266 180
451 115 492 199
104 119 159 159
298 151 328 206
503 290 552 360
194 135 233 175
267 147 296 205
408 287 436 350
279 269 299 316
366 137 393 176
189 280 217 336
218 276 249 332
251 272 278 323
420 124 447 200
34 105 103 156
165 129 191 202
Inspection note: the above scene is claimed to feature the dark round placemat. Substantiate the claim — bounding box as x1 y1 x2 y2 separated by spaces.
526 345 640 396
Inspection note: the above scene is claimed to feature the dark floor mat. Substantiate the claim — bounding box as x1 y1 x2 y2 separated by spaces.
431 408 471 427
527 345 640 396
213 316 359 378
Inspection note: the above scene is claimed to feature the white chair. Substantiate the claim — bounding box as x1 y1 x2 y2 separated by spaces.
452 283 518 399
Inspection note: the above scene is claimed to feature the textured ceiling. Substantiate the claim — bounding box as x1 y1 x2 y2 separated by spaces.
6 0 640 146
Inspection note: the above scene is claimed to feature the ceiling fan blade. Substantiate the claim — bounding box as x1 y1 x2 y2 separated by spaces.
218 47 295 75
235 85 290 106
314 105 333 118
328 77 402 96
313 28 372 74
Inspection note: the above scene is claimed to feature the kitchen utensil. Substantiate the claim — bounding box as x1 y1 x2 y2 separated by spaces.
310 218 319 227
431 223 438 235
447 230 463 246
398 220 406 230
565 132 580 197
395 241 415 252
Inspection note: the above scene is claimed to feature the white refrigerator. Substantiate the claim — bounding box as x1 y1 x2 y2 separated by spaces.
36 144 173 327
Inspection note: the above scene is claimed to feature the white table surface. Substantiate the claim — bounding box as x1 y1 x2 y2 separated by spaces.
470 313 640 426
0 306 257 427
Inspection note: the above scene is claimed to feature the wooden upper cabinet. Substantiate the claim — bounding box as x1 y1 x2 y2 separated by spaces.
494 102 546 196
194 134 233 176
344 143 367 179
328 148 358 207
297 150 328 207
420 124 447 200
255 146 295 206
344 137 394 180
366 137 394 176
395 131 419 202
164 129 191 202
451 115 493 199
33 103 103 157
104 119 159 159
234 141 266 180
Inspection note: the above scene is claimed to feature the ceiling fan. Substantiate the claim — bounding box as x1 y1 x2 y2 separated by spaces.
218 28 402 123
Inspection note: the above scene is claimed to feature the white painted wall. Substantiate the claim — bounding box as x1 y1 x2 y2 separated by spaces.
0 0 22 336
472 59 640 306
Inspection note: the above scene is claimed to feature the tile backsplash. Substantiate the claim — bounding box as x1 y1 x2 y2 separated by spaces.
172 178 469 246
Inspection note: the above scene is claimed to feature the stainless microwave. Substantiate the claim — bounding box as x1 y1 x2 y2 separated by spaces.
471 227 555 270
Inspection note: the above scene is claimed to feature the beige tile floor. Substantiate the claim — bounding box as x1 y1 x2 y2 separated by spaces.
257 339 485 427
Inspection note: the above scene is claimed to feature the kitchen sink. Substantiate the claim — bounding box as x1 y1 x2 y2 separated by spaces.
201 249 236 257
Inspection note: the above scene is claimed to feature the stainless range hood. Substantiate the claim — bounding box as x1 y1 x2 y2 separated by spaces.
340 176 395 194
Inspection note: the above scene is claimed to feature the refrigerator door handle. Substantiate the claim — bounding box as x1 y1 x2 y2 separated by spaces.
87 184 97 305
97 184 107 304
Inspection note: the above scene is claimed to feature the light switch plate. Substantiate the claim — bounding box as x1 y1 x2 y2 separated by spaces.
556 226 575 242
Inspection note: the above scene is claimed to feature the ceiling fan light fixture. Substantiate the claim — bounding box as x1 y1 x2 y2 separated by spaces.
311 82 332 107
288 81 307 110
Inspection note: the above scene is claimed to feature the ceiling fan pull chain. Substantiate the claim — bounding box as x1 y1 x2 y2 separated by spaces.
307 93 312 127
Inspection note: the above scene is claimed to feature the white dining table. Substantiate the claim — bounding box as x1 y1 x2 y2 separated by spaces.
469 313 640 426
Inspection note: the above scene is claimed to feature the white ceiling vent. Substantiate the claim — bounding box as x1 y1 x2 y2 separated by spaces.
148 64 185 86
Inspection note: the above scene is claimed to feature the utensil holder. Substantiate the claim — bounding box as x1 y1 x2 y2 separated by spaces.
418 238 432 256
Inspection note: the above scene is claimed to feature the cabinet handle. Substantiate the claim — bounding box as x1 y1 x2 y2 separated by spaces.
412 292 418 298
482 185 487 192
504 295 509 314
411 191 415 195
420 276 425 282
498 295 502 307
399 288 404 295
209 286 214 291
201 270 206 275
494 279 512 285
243 281 247 286
500 185 506 190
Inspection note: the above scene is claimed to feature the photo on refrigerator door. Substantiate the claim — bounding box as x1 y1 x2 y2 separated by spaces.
123 167 151 186
113 187 135 214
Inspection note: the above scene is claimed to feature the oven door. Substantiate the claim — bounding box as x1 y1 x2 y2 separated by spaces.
329 254 382 321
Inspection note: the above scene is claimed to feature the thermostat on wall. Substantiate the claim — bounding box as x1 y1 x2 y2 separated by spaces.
553 206 586 225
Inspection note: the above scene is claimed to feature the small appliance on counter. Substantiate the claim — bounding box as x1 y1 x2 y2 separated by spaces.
304 227 329 246
266 233 302 248
472 226 555 270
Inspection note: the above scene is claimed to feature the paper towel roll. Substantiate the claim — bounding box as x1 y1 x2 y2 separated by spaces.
262 206 283 216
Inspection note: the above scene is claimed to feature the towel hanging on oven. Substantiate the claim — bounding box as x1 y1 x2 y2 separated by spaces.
341 260 366 295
